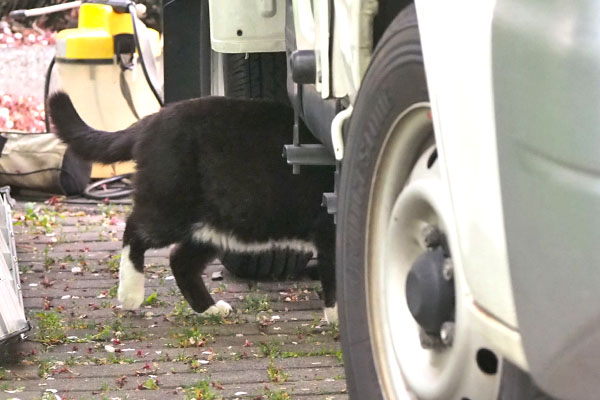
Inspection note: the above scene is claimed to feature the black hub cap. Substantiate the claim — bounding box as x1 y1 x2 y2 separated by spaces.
405 247 455 334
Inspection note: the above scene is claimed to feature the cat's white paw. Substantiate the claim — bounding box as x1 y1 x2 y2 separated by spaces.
119 285 145 310
118 246 145 310
202 300 233 317
324 303 338 325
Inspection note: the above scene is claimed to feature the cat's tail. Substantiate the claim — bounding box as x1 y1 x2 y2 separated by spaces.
47 91 138 164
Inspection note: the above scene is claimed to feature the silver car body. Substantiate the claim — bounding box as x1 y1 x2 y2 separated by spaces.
209 1 600 398
0 187 29 344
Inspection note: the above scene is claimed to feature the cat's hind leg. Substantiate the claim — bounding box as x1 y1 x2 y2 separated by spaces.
170 240 232 316
315 212 337 324
118 215 149 310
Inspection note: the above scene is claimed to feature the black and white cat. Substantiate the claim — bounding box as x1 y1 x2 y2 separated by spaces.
48 92 337 322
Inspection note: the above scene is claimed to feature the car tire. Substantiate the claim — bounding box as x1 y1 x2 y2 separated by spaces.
222 52 289 104
220 250 313 280
336 5 427 398
218 51 312 280
336 4 556 400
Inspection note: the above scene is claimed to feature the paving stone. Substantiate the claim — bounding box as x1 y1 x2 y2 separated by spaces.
1 200 346 399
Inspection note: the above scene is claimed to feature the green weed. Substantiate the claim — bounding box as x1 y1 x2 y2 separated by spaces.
262 388 291 399
143 292 165 307
168 299 225 325
107 253 121 273
258 341 282 358
37 359 55 378
40 391 56 400
267 360 289 383
171 327 214 348
88 318 145 342
210 283 228 294
35 312 67 345
280 348 343 363
16 203 62 233
43 246 55 269
107 283 118 298
241 294 271 313
140 377 159 390
183 379 218 400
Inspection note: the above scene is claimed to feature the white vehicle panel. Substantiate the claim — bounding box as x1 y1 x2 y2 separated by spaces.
292 0 377 100
293 0 316 50
415 0 518 329
330 0 378 101
314 0 330 97
209 0 286 53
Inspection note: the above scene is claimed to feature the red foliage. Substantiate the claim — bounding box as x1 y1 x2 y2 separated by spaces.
0 20 55 133
0 23 56 48
0 93 46 132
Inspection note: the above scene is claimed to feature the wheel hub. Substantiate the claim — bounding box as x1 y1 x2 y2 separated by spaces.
366 104 501 399
406 247 455 335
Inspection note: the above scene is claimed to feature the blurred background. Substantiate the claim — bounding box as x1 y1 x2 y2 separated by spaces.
0 0 162 132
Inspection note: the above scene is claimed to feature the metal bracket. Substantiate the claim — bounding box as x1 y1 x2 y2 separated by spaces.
283 144 336 166
322 192 337 215
323 167 340 221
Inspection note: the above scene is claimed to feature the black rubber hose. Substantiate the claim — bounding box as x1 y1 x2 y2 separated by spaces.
83 174 133 200
128 3 164 107
44 56 56 132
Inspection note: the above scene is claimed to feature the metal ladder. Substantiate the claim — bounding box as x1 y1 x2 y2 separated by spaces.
0 186 29 344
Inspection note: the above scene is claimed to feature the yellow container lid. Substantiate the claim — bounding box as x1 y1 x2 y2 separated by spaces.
56 3 134 61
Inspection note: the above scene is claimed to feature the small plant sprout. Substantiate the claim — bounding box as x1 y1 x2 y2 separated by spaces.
241 294 271 313
263 388 291 400
35 312 67 346
144 292 160 306
107 253 121 273
183 379 218 400
267 360 289 383
172 327 214 348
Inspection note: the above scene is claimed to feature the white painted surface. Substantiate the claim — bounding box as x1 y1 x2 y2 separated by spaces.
330 0 378 100
415 0 518 329
208 0 286 53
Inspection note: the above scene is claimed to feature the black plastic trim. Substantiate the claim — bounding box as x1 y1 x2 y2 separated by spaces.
55 58 114 64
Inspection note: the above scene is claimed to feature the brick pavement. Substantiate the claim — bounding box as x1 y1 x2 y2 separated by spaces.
0 200 346 400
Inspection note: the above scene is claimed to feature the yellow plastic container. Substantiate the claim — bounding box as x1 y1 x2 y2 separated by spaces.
55 4 161 178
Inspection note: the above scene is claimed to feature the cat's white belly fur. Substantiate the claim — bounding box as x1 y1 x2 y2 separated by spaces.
191 223 318 255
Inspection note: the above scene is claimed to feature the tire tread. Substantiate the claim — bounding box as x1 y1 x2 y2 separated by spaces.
220 51 303 280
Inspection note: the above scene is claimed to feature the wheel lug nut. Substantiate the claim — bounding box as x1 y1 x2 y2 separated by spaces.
419 328 442 349
442 258 453 281
440 321 455 346
422 225 442 248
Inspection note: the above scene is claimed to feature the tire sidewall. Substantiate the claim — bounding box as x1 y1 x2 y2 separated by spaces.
336 5 428 398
